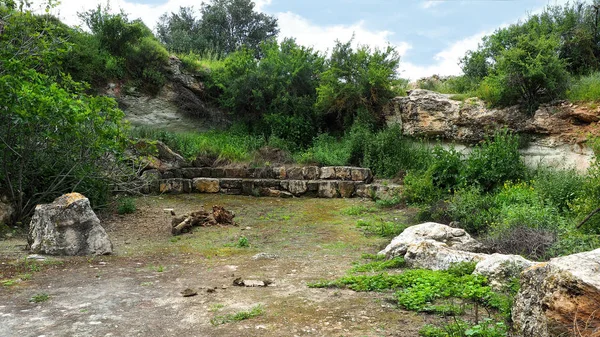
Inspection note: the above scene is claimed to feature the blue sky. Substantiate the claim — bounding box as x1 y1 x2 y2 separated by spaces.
37 0 578 79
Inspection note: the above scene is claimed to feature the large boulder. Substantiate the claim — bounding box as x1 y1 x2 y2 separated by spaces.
404 240 489 270
379 222 485 259
28 193 112 256
473 253 534 290
512 249 600 337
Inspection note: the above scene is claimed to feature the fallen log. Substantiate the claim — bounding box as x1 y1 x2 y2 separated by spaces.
171 206 236 235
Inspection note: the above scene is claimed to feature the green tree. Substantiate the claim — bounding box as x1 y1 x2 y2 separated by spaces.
199 0 279 55
315 39 402 131
209 38 325 146
156 6 205 54
0 5 127 223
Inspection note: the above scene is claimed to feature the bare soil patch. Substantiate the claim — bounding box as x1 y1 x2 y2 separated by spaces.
0 195 440 336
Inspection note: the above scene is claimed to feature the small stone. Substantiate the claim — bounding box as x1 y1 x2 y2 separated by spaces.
26 255 46 261
180 288 198 297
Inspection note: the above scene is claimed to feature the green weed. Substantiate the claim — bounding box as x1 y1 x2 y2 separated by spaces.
117 197 136 215
210 304 264 325
30 293 50 303
236 236 249 248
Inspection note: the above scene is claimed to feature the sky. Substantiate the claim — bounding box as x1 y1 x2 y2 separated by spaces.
31 0 580 80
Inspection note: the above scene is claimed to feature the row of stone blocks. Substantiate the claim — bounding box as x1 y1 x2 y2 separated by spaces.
158 166 373 182
147 177 402 200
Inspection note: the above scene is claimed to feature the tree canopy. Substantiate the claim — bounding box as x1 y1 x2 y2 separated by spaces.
156 0 279 56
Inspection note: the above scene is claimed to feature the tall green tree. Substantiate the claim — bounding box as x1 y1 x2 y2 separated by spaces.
315 39 402 131
156 0 278 55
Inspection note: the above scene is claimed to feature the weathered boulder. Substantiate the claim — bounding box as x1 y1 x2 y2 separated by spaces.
379 222 485 259
404 240 489 270
473 253 534 290
320 167 336 180
28 193 112 256
512 249 600 337
284 180 308 196
193 178 220 193
338 181 356 198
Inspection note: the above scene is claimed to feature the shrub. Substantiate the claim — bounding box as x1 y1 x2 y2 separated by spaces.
117 197 136 215
462 130 525 191
532 168 583 213
295 134 352 166
483 226 557 261
448 186 497 234
567 72 600 102
429 146 464 192
362 126 431 178
316 39 402 131
404 170 442 205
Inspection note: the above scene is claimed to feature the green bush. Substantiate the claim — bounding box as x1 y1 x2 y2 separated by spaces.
448 186 497 234
429 146 464 192
117 197 136 215
316 40 402 131
296 134 352 166
567 72 600 102
462 130 526 191
362 126 431 178
532 168 583 212
404 170 442 205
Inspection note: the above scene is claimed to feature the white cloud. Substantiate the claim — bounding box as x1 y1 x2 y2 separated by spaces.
422 1 442 9
399 30 487 80
276 11 411 56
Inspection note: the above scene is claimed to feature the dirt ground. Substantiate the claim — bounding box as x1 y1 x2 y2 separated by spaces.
0 194 442 337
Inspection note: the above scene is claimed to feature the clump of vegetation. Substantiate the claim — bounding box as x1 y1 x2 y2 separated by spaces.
210 304 264 325
567 72 600 102
30 293 50 303
356 219 407 238
236 236 250 248
117 197 136 215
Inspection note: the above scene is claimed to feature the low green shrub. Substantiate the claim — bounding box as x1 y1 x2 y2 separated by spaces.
404 170 442 205
356 219 407 238
210 304 264 325
420 319 508 337
296 134 352 166
448 186 497 234
567 72 600 102
117 197 136 215
532 168 583 213
462 130 525 191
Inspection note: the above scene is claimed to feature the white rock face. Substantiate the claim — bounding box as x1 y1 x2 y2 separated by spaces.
379 222 484 258
512 249 600 337
473 253 534 290
28 193 112 256
403 240 489 270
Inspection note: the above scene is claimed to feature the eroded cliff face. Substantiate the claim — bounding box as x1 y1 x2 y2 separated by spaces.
106 56 228 132
385 89 600 171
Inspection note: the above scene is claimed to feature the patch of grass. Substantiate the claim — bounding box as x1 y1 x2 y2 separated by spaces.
342 205 376 216
117 197 136 215
130 127 265 162
1 279 18 287
209 303 225 312
30 293 50 303
567 72 600 102
210 304 264 325
360 253 386 260
356 219 407 238
350 257 405 273
152 265 165 273
419 318 508 337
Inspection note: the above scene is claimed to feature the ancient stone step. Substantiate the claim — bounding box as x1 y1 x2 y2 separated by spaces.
146 177 401 200
169 166 373 183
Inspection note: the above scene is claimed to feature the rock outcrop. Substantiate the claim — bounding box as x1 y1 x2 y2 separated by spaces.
512 249 600 337
28 193 113 256
385 89 600 145
379 222 485 259
473 253 534 290
404 240 489 270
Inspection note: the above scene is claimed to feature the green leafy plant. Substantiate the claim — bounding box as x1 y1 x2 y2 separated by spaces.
236 236 249 248
210 304 264 325
117 197 136 215
30 293 50 303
